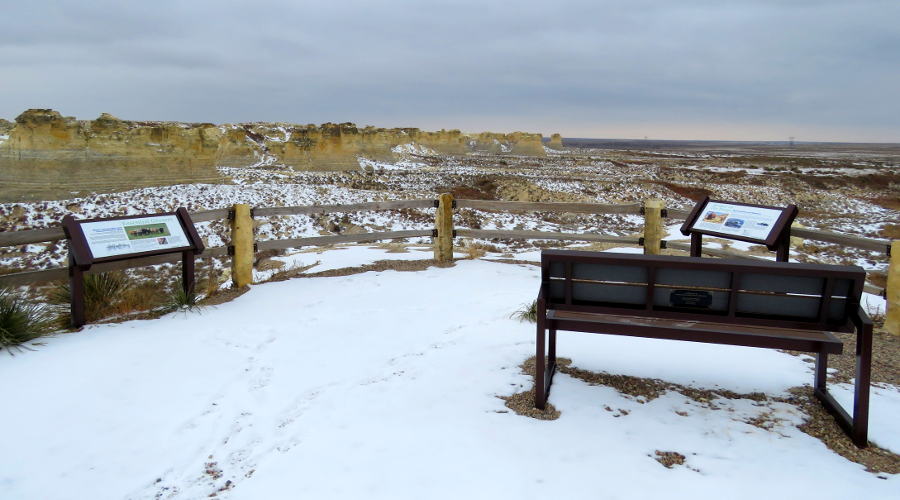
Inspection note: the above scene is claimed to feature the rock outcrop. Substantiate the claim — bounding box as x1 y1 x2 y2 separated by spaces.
548 133 564 150
0 109 223 201
0 109 545 201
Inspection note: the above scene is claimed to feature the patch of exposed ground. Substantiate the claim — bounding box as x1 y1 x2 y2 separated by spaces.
652 450 687 469
200 285 251 307
498 389 561 421
504 356 900 474
269 258 455 281
650 181 713 202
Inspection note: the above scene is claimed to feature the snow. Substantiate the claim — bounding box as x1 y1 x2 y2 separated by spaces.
357 156 427 171
391 143 437 156
1 258 896 499
832 384 900 452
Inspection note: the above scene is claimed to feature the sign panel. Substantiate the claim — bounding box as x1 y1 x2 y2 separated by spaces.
680 197 798 249
81 214 190 259
691 201 783 241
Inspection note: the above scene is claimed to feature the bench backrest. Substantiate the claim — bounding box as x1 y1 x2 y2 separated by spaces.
541 250 866 332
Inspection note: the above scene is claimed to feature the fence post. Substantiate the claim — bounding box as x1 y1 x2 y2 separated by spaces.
434 193 454 262
230 204 254 288
886 240 899 336
643 198 665 255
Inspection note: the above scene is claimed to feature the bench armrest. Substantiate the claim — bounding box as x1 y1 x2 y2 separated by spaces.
850 306 873 331
537 282 548 321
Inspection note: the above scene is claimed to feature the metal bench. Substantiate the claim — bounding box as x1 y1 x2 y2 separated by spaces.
534 249 874 447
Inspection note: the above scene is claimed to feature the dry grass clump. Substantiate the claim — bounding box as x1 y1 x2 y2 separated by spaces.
458 240 502 259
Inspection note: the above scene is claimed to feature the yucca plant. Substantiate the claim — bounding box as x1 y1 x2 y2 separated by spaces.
511 299 538 323
0 288 53 353
163 279 202 313
50 272 130 325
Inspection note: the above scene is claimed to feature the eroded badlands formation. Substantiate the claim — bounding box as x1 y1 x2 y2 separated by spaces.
0 109 546 201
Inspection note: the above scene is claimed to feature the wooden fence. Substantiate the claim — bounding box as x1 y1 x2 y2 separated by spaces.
0 195 896 334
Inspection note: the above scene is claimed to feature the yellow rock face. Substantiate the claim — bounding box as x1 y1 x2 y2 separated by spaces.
0 109 545 201
0 109 223 201
548 133 564 150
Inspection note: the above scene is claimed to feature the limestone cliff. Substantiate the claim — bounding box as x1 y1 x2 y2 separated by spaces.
0 109 545 201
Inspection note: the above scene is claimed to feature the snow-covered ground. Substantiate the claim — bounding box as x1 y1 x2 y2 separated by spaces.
1 256 896 500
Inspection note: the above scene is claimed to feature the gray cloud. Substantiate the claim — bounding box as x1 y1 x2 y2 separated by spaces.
1 0 897 141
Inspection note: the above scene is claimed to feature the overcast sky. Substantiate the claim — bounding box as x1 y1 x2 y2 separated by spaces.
1 0 898 142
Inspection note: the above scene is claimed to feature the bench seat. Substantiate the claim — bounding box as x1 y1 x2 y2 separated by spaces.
548 309 844 354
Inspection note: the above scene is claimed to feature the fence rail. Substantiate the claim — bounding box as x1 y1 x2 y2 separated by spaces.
0 196 895 334
790 227 891 254
455 200 642 215
456 229 640 245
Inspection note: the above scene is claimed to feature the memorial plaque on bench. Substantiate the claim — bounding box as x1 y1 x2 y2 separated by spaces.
669 289 713 308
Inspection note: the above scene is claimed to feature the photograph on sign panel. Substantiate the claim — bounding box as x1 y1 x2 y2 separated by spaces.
125 223 172 240
702 211 729 224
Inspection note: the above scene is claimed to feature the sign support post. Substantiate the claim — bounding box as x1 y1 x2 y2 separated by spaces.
68 252 86 328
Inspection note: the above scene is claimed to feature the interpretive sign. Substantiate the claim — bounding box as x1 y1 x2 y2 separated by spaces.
680 196 798 261
62 208 204 327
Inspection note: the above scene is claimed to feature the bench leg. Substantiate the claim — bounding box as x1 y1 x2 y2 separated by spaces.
548 328 557 368
535 314 558 409
851 322 873 446
535 315 546 409
814 350 828 392
813 324 872 448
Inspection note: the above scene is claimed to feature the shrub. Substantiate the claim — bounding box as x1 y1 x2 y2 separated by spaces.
0 288 53 353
